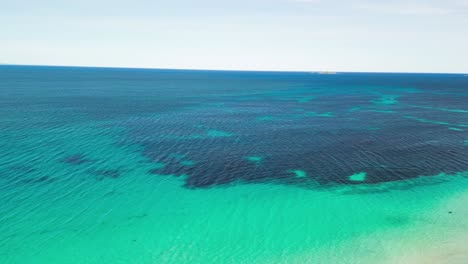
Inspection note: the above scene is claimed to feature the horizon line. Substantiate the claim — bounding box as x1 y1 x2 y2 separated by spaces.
1 63 467 75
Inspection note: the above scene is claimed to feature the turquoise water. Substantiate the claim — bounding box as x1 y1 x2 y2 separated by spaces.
1 66 467 263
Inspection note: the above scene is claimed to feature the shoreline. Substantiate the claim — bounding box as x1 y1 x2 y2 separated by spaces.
384 190 468 264
280 179 468 264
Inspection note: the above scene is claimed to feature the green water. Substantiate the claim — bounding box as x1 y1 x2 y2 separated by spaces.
1 66 468 263
1 120 466 263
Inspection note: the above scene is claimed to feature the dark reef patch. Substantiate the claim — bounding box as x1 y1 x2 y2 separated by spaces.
60 154 92 165
134 116 468 189
111 72 468 189
8 165 36 174
89 169 122 180
21 176 55 184
148 168 162 175
4 67 468 195
385 215 410 226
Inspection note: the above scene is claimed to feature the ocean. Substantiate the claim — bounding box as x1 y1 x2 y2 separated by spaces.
0 65 467 263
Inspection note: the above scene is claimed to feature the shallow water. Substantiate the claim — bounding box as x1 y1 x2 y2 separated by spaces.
0 66 467 263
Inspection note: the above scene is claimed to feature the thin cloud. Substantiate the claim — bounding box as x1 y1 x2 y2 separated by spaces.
290 0 466 15
356 2 458 15
291 0 322 3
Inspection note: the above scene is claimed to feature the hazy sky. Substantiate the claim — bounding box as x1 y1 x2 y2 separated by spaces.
2 0 468 73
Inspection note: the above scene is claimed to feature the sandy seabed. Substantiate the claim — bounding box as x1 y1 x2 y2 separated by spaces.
281 188 468 264
385 191 468 264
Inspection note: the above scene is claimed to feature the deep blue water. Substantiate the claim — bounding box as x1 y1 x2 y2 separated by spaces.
1 65 468 189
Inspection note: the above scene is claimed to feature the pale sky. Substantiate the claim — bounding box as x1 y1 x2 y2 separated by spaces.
1 0 468 73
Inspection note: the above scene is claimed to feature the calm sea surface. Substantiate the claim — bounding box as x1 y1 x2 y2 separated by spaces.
1 66 467 263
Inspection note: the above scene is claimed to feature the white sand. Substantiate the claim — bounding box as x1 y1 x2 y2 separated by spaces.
384 190 468 264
